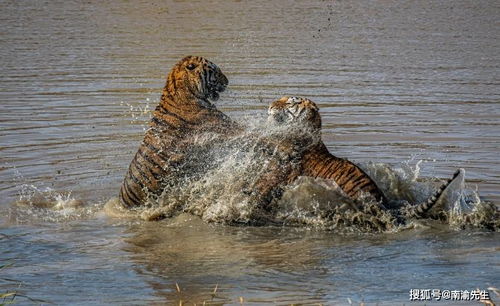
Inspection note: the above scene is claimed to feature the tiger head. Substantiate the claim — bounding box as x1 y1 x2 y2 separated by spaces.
267 96 322 131
165 56 229 105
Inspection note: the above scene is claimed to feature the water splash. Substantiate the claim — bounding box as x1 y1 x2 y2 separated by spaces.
9 184 100 223
10 118 498 231
129 119 498 232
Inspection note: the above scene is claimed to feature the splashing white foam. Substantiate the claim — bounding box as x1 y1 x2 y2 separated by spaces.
10 118 497 231
10 184 99 223
129 118 497 231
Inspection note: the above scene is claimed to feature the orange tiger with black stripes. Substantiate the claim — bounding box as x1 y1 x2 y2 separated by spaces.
254 96 462 220
119 56 237 209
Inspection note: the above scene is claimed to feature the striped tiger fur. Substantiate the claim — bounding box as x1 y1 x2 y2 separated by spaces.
119 56 236 208
265 96 462 218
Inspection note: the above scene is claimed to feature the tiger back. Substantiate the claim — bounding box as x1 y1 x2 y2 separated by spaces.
119 56 236 209
267 96 464 220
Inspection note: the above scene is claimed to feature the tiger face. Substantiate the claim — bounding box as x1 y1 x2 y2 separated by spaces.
267 96 321 130
167 56 228 102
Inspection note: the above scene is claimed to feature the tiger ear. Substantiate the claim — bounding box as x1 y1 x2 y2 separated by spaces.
304 99 319 111
279 96 290 103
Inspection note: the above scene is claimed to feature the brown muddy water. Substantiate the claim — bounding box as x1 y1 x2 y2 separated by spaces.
1 0 499 305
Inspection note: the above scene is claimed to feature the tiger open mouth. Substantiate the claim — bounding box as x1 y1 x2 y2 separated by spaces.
207 82 226 101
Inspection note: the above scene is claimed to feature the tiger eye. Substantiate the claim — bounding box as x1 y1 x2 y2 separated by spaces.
186 63 196 70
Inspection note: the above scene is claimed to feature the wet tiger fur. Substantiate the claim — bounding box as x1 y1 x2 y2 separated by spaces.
260 96 462 218
119 56 236 208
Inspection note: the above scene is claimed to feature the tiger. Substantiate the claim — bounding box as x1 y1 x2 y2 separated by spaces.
257 96 463 219
119 56 237 209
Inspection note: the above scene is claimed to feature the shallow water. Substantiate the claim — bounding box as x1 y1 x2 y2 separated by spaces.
1 0 499 304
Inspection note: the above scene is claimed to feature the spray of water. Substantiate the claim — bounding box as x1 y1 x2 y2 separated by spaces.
126 118 499 231
10 184 100 223
10 118 499 231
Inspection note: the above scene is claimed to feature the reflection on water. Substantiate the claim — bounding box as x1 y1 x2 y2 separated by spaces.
1 0 499 304
122 215 500 304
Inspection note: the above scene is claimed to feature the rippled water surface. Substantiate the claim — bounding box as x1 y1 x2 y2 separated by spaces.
1 0 499 304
